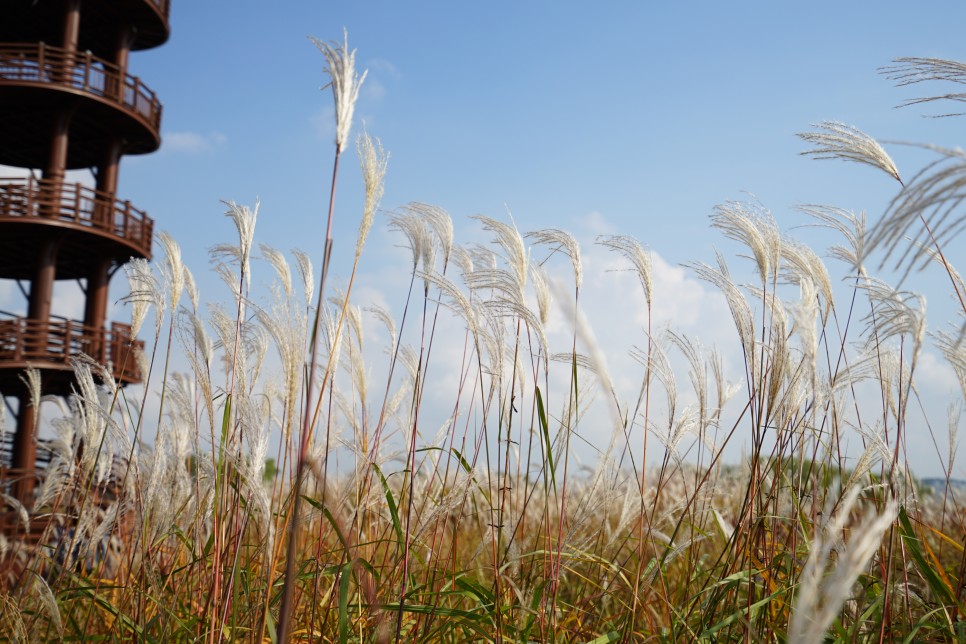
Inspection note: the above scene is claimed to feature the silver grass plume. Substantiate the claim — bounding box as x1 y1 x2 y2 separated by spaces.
551 351 599 374
178 308 214 373
860 277 926 369
71 359 117 483
935 323 966 399
309 29 367 152
208 304 239 377
30 575 63 637
157 230 185 310
219 199 259 284
356 131 389 260
367 304 397 357
781 237 834 319
711 200 782 283
881 57 966 116
420 270 481 348
799 204 869 273
873 146 966 276
405 202 453 267
913 239 965 302
480 293 548 362
597 234 652 305
477 308 506 383
787 275 821 402
122 258 162 336
255 297 308 439
948 404 961 474
472 215 529 299
260 244 292 299
668 331 713 431
1 494 28 532
527 228 583 290
398 344 421 384
184 264 199 313
552 278 623 440
689 253 757 372
451 244 475 278
798 121 901 184
387 209 429 271
529 264 552 326
16 368 41 434
243 321 270 388
471 244 498 271
293 249 314 307
632 332 677 421
788 485 898 644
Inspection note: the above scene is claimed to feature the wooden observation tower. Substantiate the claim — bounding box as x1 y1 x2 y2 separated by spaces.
0 0 169 509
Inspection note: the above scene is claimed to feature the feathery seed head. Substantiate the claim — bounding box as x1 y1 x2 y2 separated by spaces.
473 215 529 298
530 264 552 326
799 204 870 272
221 199 259 280
781 238 834 319
882 57 966 115
293 249 315 306
798 121 901 184
310 29 367 151
406 202 453 267
527 228 583 290
260 244 292 299
711 200 781 283
387 209 429 270
451 245 475 277
184 265 199 313
157 230 185 310
123 258 162 336
366 304 397 356
357 131 389 259
598 234 652 305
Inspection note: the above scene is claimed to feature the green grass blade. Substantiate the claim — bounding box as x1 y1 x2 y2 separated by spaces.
535 386 556 494
372 463 404 546
898 506 962 613
338 561 352 644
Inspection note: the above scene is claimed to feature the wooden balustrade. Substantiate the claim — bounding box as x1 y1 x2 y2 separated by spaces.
0 42 162 133
150 0 172 20
0 311 143 384
0 176 153 258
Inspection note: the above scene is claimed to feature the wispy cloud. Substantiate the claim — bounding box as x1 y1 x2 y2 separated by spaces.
310 105 336 140
0 165 93 185
163 131 228 154
368 58 400 78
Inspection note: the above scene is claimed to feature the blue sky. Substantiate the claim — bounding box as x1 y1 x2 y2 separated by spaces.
121 2 962 283
4 2 965 476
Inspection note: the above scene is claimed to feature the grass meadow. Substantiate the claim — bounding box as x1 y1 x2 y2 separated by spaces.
0 38 965 642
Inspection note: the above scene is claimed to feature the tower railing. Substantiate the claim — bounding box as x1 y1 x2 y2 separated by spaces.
0 311 143 384
0 43 162 134
149 0 172 20
0 176 153 258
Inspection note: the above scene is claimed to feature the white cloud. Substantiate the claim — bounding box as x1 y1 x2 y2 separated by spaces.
0 164 93 185
367 58 400 78
162 131 227 154
310 105 336 142
363 79 387 102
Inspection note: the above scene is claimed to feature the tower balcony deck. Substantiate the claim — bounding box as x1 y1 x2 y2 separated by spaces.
0 0 171 54
0 177 154 279
0 43 162 167
0 311 143 392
